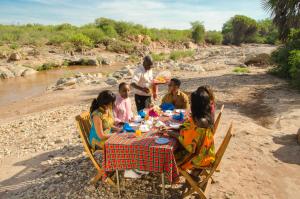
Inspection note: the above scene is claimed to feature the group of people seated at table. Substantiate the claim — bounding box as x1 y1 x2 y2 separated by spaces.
88 55 216 179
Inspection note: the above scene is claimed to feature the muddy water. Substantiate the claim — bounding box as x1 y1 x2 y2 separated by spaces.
0 65 122 107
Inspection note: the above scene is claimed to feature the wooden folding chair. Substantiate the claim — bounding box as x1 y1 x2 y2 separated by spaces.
213 104 224 135
178 123 233 199
75 111 115 187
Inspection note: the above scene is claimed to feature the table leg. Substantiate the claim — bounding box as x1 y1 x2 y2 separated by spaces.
116 170 121 197
161 172 165 199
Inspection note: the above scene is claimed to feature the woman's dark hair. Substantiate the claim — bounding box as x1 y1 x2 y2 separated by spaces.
90 90 116 114
191 86 213 128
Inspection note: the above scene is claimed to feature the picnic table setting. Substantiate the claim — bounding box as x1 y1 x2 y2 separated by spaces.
103 105 186 198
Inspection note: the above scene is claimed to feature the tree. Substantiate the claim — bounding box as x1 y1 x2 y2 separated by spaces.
222 15 258 45
191 21 205 44
262 0 300 41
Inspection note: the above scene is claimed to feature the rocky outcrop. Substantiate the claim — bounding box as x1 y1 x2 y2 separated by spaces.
48 72 105 91
8 52 22 62
245 53 272 66
0 65 37 79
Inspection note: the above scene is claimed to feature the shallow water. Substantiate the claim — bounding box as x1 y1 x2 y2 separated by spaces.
0 65 122 107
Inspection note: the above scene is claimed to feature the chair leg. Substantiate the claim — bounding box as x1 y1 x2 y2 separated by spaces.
90 172 103 185
179 169 207 199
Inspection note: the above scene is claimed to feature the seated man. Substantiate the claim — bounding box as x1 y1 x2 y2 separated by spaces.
161 78 189 109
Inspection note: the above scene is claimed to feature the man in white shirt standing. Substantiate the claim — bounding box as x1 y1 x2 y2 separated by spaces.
131 55 157 111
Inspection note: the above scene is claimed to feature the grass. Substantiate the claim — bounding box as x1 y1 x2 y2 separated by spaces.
151 52 168 62
169 50 195 61
233 66 250 74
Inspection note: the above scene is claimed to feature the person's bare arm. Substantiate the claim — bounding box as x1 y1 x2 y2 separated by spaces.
131 83 150 93
93 116 113 139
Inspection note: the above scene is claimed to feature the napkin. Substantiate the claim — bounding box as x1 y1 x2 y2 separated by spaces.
149 109 159 117
160 103 175 111
138 110 146 118
172 112 184 122
122 123 135 133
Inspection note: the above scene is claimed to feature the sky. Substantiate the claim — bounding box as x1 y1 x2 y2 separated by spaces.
0 0 270 30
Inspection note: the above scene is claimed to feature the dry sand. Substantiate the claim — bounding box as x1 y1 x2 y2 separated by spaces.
0 66 299 199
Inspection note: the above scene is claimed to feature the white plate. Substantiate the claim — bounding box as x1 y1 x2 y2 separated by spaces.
155 138 170 144
139 125 150 132
169 123 180 129
175 109 186 113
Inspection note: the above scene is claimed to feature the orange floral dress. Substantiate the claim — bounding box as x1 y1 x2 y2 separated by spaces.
176 116 215 170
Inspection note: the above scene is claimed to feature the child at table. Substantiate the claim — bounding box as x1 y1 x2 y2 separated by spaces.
113 82 134 125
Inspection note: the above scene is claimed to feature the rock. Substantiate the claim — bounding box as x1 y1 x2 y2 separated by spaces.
0 66 14 79
86 58 99 66
101 58 111 65
21 68 37 76
297 128 300 145
64 78 77 86
245 53 271 66
184 41 197 49
8 52 22 61
6 65 28 77
95 73 103 78
56 78 68 86
105 77 118 85
75 72 84 78
0 51 8 59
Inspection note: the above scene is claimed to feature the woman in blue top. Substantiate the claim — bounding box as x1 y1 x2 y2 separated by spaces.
89 90 120 150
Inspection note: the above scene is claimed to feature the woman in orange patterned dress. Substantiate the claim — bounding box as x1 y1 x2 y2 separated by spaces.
172 86 215 170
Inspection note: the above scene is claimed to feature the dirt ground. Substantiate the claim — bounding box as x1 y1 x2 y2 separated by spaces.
0 66 300 199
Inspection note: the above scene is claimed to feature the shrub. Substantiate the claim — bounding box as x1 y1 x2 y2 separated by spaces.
37 62 61 71
222 15 258 45
271 29 300 88
191 21 205 44
169 50 195 61
106 40 135 54
80 28 106 43
69 33 93 48
205 31 223 45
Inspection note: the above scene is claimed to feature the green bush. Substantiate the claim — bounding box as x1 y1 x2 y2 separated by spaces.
205 31 223 45
222 15 258 45
69 33 93 48
271 29 300 88
191 21 205 44
37 62 61 71
169 50 195 61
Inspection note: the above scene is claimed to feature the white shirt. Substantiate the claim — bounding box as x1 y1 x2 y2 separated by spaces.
131 65 153 96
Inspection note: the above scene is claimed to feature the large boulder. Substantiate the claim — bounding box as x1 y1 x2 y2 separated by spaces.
101 58 111 65
6 65 28 77
21 68 37 76
105 77 118 85
8 52 22 61
86 58 99 66
245 53 271 66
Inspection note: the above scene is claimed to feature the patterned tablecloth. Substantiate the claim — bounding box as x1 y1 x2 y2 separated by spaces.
103 132 179 183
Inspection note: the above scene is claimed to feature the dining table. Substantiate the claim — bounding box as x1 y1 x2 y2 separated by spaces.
103 110 185 198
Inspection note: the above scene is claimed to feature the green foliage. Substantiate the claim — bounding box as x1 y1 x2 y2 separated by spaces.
37 62 61 71
106 40 135 54
233 66 250 73
271 29 300 88
151 52 168 62
205 31 223 45
69 33 93 48
191 21 205 44
262 0 300 41
9 43 19 50
169 50 195 61
222 15 258 45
